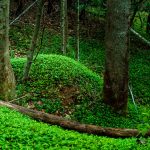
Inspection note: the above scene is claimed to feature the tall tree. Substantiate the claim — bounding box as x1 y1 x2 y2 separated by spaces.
104 0 130 115
76 0 80 61
61 0 68 55
23 0 44 80
146 13 150 34
0 0 16 100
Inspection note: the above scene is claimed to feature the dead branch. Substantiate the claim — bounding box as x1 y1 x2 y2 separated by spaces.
0 100 149 138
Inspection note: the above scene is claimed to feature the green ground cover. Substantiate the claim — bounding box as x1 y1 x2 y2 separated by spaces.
5 13 150 148
11 54 150 130
0 107 150 150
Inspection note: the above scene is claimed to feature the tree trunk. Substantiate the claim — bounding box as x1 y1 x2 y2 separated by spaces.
0 100 150 138
0 0 16 100
76 0 80 61
104 0 130 115
61 0 68 55
146 13 150 35
23 0 44 80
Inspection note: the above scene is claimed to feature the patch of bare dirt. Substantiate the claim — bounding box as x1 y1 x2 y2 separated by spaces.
60 86 80 106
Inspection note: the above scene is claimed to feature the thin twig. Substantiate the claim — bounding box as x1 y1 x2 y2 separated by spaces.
9 94 29 103
130 28 150 47
10 0 39 25
128 84 138 113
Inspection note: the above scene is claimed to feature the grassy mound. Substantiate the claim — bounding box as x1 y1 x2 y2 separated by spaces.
11 54 150 129
0 106 150 149
12 54 103 114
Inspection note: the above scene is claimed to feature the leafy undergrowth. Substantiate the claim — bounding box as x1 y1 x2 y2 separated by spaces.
10 24 150 106
0 107 150 150
9 18 150 130
11 54 150 129
132 12 150 40
8 8 150 149
129 50 150 106
12 54 103 116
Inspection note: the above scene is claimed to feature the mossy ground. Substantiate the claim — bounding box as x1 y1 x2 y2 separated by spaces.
0 106 150 150
4 10 150 148
11 54 150 130
11 54 103 117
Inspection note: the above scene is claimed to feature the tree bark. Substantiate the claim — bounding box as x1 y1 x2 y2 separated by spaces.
0 100 150 138
76 0 80 61
0 0 16 100
61 0 68 55
146 13 150 35
23 0 44 80
104 0 130 115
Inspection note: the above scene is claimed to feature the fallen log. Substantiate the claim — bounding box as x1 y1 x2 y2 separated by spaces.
0 100 150 138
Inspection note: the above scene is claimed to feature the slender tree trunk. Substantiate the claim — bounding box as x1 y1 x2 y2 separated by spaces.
23 0 44 80
61 0 68 55
104 0 130 115
0 0 16 100
146 13 150 35
76 0 80 61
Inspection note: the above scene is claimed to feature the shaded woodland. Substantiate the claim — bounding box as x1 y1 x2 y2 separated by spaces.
0 0 150 149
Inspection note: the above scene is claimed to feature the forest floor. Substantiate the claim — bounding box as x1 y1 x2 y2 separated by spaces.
0 106 150 149
0 2 150 149
7 27 150 149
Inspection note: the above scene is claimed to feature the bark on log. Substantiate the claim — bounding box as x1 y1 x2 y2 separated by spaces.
0 100 150 138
